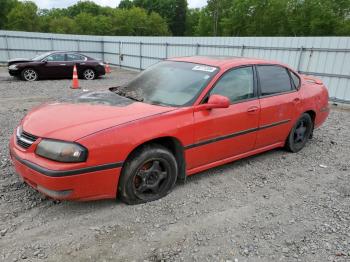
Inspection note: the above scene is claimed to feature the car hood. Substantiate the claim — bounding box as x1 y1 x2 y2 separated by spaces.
21 91 176 141
8 58 32 66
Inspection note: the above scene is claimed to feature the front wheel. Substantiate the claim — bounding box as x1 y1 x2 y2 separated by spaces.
82 68 96 80
285 113 313 153
118 145 178 205
21 68 38 81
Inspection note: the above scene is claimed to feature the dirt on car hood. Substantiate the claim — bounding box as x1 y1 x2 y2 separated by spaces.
21 91 175 141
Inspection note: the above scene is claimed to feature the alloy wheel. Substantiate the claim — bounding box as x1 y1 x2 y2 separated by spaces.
83 69 95 80
23 69 37 81
293 119 308 145
133 159 170 200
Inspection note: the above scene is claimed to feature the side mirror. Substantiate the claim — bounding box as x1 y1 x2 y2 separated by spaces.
42 59 47 64
195 94 230 111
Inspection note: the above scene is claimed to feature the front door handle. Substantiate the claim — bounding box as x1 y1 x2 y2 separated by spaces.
59 64 66 66
293 98 301 104
247 106 259 114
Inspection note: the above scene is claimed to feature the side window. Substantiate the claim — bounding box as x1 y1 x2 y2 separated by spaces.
46 53 65 62
290 71 300 89
210 67 255 103
257 66 293 96
66 54 86 61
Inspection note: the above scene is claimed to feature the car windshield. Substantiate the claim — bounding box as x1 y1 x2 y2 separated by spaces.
112 61 218 106
31 52 52 61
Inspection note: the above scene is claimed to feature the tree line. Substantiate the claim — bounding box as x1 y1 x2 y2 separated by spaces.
0 0 349 36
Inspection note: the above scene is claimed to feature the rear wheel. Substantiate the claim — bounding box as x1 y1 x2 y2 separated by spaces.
285 113 313 153
82 68 96 80
118 145 178 205
21 68 38 81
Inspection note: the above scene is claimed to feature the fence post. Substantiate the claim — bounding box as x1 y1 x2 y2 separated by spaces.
50 37 54 51
297 46 304 73
196 43 200 55
139 41 142 71
119 41 122 68
4 35 10 60
165 42 168 59
101 38 105 62
240 45 245 57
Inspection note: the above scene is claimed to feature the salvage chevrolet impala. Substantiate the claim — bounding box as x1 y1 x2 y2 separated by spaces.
9 56 330 204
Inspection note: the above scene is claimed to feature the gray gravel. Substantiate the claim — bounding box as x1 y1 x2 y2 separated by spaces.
0 67 349 262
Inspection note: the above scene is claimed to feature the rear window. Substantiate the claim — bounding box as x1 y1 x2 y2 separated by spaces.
257 66 293 96
66 54 86 61
290 71 300 89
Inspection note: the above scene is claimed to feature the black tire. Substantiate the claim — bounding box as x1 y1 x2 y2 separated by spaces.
285 113 313 153
21 68 38 81
82 68 96 80
118 145 178 205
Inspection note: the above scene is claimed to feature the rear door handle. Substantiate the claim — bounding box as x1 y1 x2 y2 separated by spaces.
247 106 259 113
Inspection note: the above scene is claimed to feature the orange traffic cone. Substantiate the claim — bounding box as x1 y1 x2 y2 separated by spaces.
105 63 111 74
71 64 80 89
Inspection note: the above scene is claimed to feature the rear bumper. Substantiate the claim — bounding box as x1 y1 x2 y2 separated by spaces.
315 105 330 128
96 65 106 76
9 137 121 201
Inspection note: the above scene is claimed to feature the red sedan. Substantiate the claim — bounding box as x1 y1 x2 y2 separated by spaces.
9 56 329 204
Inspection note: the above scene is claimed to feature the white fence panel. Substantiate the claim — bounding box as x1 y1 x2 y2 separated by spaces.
0 31 349 102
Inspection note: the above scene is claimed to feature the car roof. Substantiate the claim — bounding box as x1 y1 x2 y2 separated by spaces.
45 51 87 56
168 56 284 69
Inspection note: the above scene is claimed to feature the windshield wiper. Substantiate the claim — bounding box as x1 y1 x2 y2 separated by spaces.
109 86 144 102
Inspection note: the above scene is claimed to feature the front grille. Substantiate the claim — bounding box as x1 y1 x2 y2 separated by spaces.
16 130 38 149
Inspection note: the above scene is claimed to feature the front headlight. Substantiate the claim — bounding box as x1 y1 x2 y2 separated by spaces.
35 139 88 163
99 62 105 66
9 64 18 70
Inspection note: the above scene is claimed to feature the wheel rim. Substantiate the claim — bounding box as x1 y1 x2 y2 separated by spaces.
84 69 95 80
133 159 170 200
293 118 308 144
24 69 37 81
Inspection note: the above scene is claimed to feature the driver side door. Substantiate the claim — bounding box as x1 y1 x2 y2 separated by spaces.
188 66 261 169
42 53 68 78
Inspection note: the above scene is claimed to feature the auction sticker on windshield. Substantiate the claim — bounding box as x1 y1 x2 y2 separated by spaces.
192 65 217 73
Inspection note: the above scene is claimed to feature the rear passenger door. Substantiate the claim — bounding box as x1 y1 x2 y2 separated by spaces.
255 65 302 149
66 53 88 76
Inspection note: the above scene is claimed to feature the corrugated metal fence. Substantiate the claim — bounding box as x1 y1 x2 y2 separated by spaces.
1 30 349 103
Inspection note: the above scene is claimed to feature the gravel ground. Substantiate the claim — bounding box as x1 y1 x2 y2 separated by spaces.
0 67 349 262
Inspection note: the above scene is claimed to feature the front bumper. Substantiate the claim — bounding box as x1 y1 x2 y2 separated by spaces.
9 69 21 77
9 135 122 201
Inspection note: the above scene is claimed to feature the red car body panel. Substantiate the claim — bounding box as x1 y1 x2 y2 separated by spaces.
9 57 330 201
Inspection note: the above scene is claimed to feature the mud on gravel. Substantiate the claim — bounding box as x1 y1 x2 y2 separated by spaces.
0 67 349 262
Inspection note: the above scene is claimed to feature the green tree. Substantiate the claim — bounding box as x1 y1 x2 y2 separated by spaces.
185 8 201 36
48 17 78 34
0 0 18 29
5 1 40 31
195 8 213 36
119 0 134 9
171 0 187 36
148 11 170 35
111 7 170 36
66 1 103 17
74 12 96 35
133 0 187 36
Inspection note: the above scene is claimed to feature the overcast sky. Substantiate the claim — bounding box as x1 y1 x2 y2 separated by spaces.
27 0 208 9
